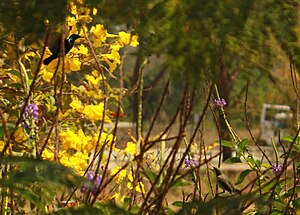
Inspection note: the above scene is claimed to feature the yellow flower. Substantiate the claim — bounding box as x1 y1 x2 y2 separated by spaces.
66 58 82 71
127 182 133 190
110 42 123 52
23 51 37 61
128 171 134 182
101 49 120 72
110 166 127 184
69 2 78 16
70 97 83 111
110 192 119 201
42 148 54 160
124 142 136 155
58 110 70 121
78 15 93 24
90 24 107 47
67 16 77 28
13 126 28 143
127 177 145 193
78 44 89 55
92 8 98 15
85 74 101 86
59 129 91 153
59 150 89 175
118 31 139 47
135 182 145 193
40 66 53 82
59 130 81 150
0 141 4 151
82 103 112 123
120 196 128 203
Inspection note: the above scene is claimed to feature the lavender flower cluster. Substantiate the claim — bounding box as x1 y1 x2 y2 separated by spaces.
184 157 197 167
81 171 102 196
272 163 283 176
214 98 227 109
21 102 39 128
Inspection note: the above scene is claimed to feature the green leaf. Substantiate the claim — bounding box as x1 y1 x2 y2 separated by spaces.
172 200 193 209
281 135 294 143
141 168 158 184
237 138 249 153
9 83 23 89
261 180 277 193
245 156 256 168
220 140 234 148
172 178 191 188
0 123 15 139
282 186 300 199
235 169 252 185
7 69 21 78
224 157 242 164
172 201 184 207
261 162 271 169
293 197 300 209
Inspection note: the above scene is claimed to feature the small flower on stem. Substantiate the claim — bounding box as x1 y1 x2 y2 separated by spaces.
92 175 102 196
214 98 227 109
81 170 102 196
272 163 283 176
22 102 39 119
21 102 39 128
184 157 197 167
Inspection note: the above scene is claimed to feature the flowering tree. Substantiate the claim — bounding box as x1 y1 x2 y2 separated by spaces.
0 0 144 213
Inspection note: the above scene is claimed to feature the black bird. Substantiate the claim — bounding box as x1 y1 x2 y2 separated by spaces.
43 34 82 65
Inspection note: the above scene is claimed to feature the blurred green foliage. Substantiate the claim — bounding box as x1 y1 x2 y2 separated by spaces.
0 156 84 211
100 0 299 79
97 0 300 125
0 0 67 43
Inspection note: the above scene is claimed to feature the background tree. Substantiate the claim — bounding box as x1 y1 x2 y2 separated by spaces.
99 0 300 161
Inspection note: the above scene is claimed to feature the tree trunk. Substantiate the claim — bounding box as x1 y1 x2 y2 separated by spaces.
131 55 143 135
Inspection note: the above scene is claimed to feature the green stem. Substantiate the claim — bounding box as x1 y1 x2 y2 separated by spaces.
271 138 279 164
214 84 240 142
183 137 201 197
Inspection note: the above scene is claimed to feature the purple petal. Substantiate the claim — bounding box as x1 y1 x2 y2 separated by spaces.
94 175 102 187
87 171 95 181
80 185 88 193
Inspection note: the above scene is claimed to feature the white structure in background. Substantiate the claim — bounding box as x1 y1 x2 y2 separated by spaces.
260 104 293 144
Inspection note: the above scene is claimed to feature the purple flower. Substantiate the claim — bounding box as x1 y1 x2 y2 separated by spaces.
272 163 283 176
87 171 95 180
92 175 102 196
214 98 227 109
22 102 39 119
81 171 102 196
80 185 88 193
184 157 197 167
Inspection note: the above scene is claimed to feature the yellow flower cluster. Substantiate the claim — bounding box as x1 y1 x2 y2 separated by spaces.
69 96 112 123
109 167 145 200
41 0 139 79
110 166 127 184
90 24 108 47
42 129 114 174
127 171 145 193
41 43 89 82
124 141 136 155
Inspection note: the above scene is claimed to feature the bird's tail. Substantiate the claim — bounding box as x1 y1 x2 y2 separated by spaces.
43 55 57 65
